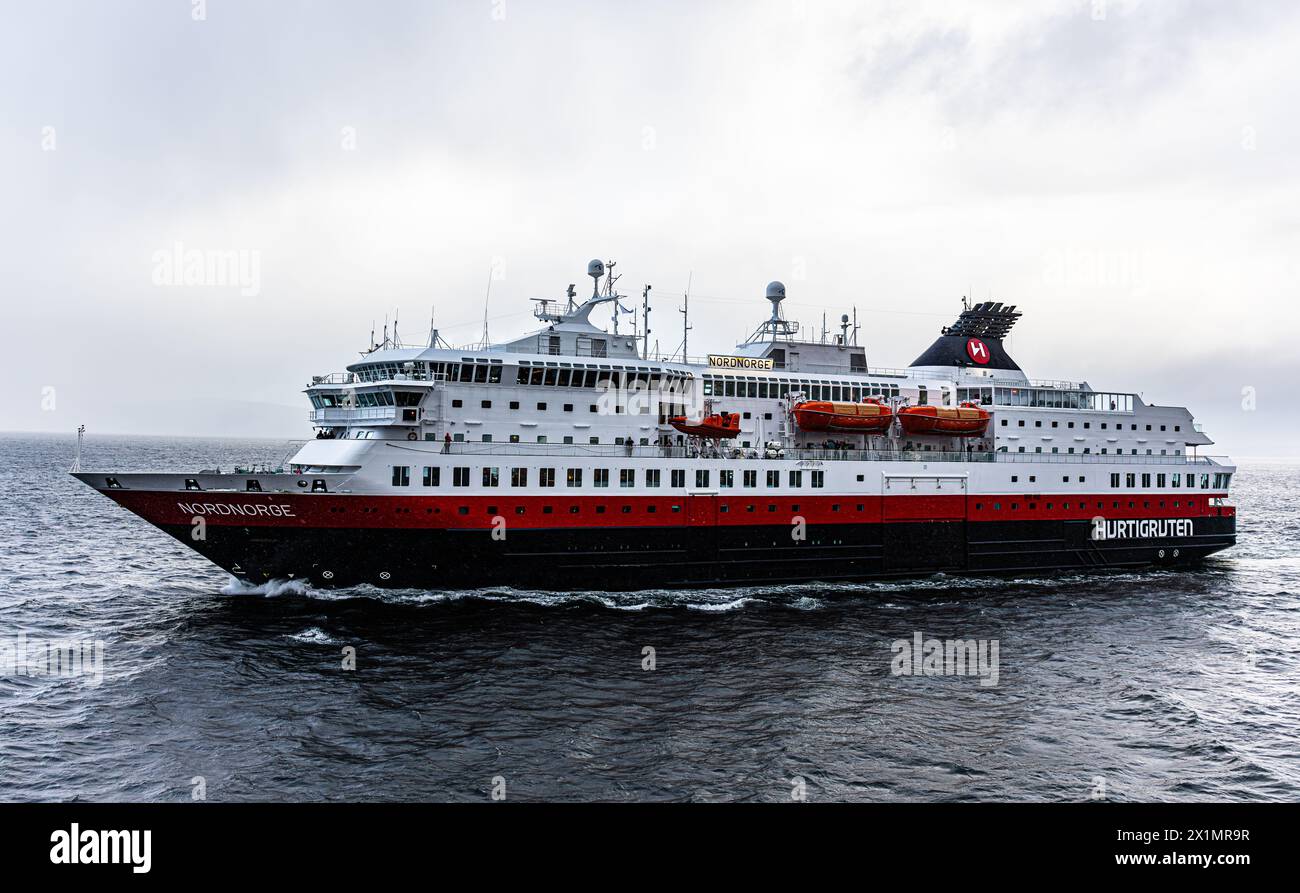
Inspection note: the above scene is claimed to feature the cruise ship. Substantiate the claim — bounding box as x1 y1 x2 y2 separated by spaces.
73 260 1237 590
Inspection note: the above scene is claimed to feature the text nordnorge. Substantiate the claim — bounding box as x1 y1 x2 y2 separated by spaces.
707 354 775 370
178 502 296 518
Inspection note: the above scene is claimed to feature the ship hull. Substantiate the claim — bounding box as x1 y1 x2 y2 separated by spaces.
94 488 1237 591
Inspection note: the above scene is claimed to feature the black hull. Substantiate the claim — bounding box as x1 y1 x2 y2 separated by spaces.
156 517 1237 591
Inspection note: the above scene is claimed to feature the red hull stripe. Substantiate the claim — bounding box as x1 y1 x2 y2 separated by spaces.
110 491 1235 531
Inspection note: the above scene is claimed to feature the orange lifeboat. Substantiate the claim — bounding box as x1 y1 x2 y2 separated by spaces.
897 401 991 437
792 398 893 433
670 411 741 439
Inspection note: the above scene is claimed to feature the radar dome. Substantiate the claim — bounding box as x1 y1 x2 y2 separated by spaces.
766 281 786 301
588 259 606 279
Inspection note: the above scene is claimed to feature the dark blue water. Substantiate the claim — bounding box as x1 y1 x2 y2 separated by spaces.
1 432 1296 801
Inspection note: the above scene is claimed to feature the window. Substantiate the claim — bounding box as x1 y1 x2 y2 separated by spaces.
1110 474 1120 488
1141 473 1151 488
646 469 661 488
766 470 779 488
537 402 548 411
509 401 520 410
620 469 635 488
511 468 528 487
1125 473 1136 488
539 468 556 488
743 470 757 488
671 469 685 488
594 469 609 488
567 468 583 488
719 470 734 488
811 470 825 488
422 466 440 487
695 470 710 489
453 467 470 487
481 400 492 409
391 466 410 487
483 467 500 488
789 470 803 487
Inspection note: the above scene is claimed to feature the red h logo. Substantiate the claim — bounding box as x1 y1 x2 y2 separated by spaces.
966 338 990 364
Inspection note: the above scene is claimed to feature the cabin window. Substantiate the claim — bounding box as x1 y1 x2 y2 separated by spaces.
789 470 803 488
620 469 635 488
695 470 710 489
646 469 661 488
766 471 779 488
594 469 609 488
246 480 262 492
567 468 583 488
423 467 440 487
391 466 410 487
185 479 201 491
453 467 470 487
811 471 825 488
511 468 528 487
311 480 328 493
539 468 555 488
743 470 757 488
482 467 500 488
671 469 686 488
719 470 734 488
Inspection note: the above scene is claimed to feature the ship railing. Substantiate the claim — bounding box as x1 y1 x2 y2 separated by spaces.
309 407 398 422
423 442 1231 466
308 372 450 387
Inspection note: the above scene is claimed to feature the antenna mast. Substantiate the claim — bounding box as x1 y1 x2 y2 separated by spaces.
480 266 494 348
675 272 693 362
641 284 652 360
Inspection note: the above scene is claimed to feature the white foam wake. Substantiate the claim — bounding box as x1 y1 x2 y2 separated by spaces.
220 576 311 597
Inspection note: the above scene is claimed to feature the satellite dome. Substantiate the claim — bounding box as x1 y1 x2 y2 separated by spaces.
587 259 606 279
766 281 786 302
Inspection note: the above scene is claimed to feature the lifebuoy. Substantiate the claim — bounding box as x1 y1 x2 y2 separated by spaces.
407 432 418 441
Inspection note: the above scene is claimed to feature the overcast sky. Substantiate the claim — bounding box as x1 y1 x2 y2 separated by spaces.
3 0 1297 455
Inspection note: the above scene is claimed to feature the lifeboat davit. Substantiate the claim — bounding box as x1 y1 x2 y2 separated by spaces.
896 401 991 437
670 411 741 439
792 398 893 433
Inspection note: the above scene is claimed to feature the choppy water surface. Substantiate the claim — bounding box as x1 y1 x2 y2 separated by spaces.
1 432 1296 801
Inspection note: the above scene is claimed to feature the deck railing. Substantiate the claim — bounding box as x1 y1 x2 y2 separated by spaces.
387 441 1229 466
